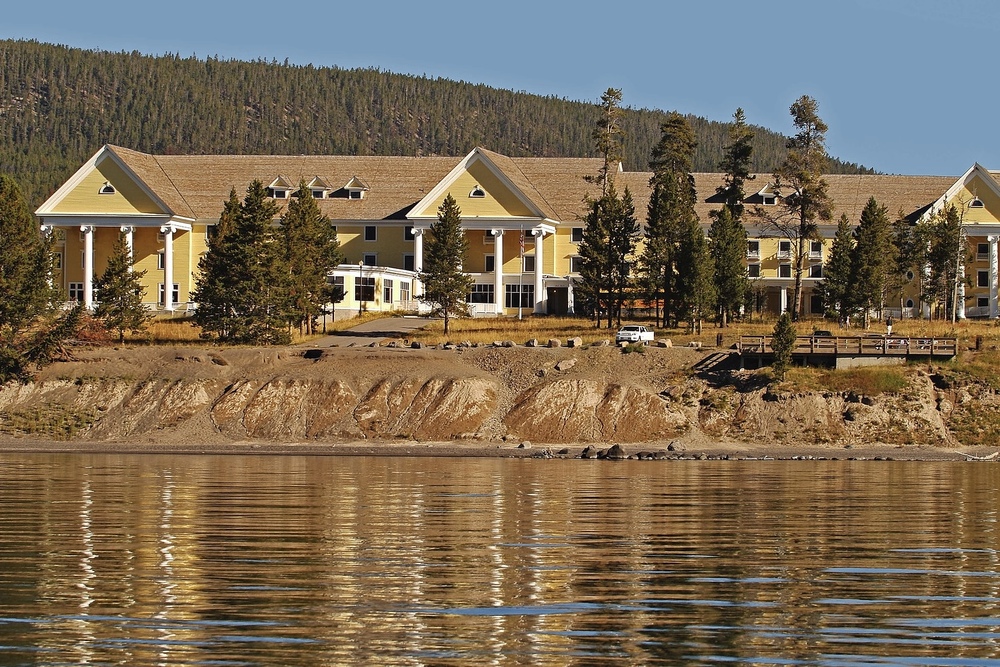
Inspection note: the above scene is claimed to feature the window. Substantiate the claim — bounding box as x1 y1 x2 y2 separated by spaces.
68 282 84 302
469 185 486 198
809 264 823 279
572 228 584 243
906 270 915 281
311 189 325 199
971 198 985 209
762 194 776 205
747 240 760 258
485 255 496 272
363 253 377 267
403 254 415 271
348 190 363 200
906 299 915 309
467 284 495 304
157 252 165 270
505 284 534 308
779 264 792 278
523 255 535 273
329 276 346 302
268 188 288 199
400 281 411 303
810 240 823 257
158 283 180 306
404 226 415 241
99 182 115 195
484 231 495 244
355 277 375 302
778 241 791 258
53 252 63 270
979 297 990 308
747 264 760 278
570 256 584 273
364 226 377 242
978 243 990 260
383 279 394 304
979 270 990 288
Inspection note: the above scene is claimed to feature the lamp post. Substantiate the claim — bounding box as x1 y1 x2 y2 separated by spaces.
358 260 365 317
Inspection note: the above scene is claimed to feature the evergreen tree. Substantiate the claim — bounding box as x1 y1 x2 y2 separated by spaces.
766 96 833 321
816 214 854 325
283 181 343 335
418 193 473 334
192 189 241 339
0 174 77 383
848 197 893 329
93 232 150 343
922 205 966 321
770 312 797 381
708 108 754 328
579 88 637 329
192 181 289 344
641 112 698 328
676 216 716 333
887 211 916 317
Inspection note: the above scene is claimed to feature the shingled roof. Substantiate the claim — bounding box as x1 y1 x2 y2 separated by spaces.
105 145 956 229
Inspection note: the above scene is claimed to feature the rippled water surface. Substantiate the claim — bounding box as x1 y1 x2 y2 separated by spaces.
1 454 999 665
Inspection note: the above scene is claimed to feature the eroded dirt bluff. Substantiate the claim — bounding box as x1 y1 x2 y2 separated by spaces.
0 345 967 448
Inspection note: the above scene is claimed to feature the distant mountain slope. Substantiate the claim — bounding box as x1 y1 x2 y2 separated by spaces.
0 39 874 208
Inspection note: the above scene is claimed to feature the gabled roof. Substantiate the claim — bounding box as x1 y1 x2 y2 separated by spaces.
918 162 1000 222
38 145 962 232
343 176 369 191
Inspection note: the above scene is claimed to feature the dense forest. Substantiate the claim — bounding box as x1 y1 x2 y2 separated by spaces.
0 39 875 209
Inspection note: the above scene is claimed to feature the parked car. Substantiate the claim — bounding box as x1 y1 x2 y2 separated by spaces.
615 325 655 344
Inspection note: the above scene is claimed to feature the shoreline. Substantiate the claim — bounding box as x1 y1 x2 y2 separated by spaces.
0 437 995 462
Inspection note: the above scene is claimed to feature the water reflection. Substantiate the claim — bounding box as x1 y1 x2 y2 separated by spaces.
0 455 998 665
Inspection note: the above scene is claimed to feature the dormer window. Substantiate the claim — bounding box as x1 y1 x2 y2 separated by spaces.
99 182 116 195
269 188 289 199
343 176 369 201
762 194 776 206
470 185 486 199
970 198 985 209
311 189 325 199
306 176 332 200
268 176 293 200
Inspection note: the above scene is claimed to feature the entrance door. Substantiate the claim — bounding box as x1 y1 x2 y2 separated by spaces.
547 287 568 315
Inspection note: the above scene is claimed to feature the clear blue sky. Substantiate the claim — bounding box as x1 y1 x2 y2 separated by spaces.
3 0 996 176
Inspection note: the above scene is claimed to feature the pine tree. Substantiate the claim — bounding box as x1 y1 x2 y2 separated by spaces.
709 109 753 327
641 112 698 328
849 197 893 329
766 96 833 321
192 189 241 339
0 174 76 383
418 193 473 334
283 181 342 335
817 214 854 325
192 181 289 344
676 216 716 333
605 186 640 328
922 205 965 321
770 312 797 381
93 232 150 343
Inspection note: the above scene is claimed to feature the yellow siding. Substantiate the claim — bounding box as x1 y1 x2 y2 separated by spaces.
952 179 1000 225
417 162 534 218
52 158 165 215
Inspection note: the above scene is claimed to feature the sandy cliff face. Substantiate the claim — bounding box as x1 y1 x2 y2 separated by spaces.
0 344 966 449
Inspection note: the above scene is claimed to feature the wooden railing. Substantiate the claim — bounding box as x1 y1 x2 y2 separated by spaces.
737 335 957 358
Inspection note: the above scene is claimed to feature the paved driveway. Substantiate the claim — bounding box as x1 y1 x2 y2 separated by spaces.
301 317 436 347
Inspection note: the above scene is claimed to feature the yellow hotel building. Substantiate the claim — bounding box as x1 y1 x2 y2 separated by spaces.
34 145 1000 320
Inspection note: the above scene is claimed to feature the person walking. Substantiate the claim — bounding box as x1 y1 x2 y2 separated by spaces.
886 316 893 337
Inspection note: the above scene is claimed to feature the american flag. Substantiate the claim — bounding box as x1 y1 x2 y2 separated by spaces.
519 231 524 255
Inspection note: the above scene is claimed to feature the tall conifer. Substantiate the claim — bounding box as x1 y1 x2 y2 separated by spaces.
419 193 473 334
93 233 150 343
283 182 342 334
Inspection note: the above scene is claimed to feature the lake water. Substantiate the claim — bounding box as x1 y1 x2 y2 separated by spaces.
1 454 999 666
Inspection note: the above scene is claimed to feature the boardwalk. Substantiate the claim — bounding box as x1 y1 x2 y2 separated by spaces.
737 334 957 368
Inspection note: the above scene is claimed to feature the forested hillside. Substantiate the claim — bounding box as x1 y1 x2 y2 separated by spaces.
0 39 874 208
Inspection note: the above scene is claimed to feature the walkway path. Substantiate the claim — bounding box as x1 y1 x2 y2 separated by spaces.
299 317 436 348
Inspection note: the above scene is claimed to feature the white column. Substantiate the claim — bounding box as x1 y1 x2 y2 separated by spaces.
990 235 999 319
566 276 575 315
161 225 174 311
491 229 504 315
81 225 94 311
779 287 788 314
922 259 932 318
120 226 134 269
532 228 545 314
957 261 966 319
412 229 424 297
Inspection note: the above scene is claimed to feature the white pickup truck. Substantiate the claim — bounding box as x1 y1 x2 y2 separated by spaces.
615 325 655 344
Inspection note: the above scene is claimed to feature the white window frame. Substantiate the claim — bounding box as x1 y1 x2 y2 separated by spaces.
158 283 180 306
364 225 377 242
523 255 535 273
571 227 584 243
747 240 760 258
747 264 760 278
778 263 792 278
363 253 377 267
485 255 496 273
383 278 394 304
68 282 84 302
